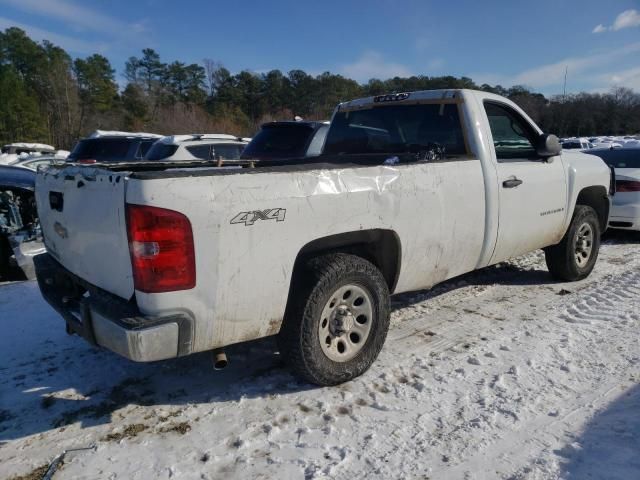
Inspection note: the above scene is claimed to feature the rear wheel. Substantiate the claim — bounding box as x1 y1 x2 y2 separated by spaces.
544 205 601 281
279 253 390 386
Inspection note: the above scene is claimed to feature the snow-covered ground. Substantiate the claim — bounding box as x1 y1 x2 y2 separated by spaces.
1 233 639 480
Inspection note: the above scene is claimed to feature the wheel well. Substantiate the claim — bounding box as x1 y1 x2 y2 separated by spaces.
576 186 609 232
291 229 401 293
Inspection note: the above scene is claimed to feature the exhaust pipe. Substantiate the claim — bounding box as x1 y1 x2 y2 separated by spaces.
212 348 228 370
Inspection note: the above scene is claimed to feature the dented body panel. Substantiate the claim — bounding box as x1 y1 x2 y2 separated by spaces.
35 89 612 361
125 159 486 351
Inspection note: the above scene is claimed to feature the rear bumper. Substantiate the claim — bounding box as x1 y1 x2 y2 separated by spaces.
34 253 193 362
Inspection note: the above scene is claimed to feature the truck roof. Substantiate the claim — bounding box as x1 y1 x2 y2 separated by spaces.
337 89 465 112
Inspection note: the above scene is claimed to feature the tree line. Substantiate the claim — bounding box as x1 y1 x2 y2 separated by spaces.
1 27 639 149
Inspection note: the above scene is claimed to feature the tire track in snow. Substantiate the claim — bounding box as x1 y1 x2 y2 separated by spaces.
332 253 640 480
560 269 640 325
441 265 640 479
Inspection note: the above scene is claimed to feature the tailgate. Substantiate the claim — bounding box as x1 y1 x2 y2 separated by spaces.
35 167 134 299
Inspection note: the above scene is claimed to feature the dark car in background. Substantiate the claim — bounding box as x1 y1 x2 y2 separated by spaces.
241 121 329 162
67 131 162 164
0 165 43 279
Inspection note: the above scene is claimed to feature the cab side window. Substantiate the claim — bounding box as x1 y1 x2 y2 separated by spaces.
484 102 537 162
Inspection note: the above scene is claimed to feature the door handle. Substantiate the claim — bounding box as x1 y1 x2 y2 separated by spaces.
502 178 523 188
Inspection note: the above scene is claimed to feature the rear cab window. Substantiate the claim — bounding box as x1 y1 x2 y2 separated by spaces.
323 103 468 158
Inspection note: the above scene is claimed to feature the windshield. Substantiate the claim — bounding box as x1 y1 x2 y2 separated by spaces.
586 149 640 169
324 103 466 156
242 124 315 159
68 138 132 162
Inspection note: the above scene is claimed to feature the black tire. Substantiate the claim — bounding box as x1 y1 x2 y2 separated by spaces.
544 205 601 281
278 253 390 386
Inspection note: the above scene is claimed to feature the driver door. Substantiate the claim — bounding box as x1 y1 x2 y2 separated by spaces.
484 101 567 264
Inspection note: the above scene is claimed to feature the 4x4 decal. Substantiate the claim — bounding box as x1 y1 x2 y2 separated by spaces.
230 208 286 226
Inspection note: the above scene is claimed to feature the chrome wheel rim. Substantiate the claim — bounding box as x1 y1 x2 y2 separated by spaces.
319 284 373 362
575 223 594 268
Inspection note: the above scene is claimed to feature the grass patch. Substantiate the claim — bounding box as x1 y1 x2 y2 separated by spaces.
53 377 150 427
102 423 147 442
159 422 191 435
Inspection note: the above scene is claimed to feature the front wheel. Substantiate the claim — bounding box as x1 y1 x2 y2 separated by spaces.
279 253 390 386
544 205 601 281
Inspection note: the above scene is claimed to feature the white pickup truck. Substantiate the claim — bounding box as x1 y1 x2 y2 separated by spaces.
34 89 613 385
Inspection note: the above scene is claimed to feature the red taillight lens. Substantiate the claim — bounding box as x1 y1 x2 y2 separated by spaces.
126 204 195 293
616 180 640 192
78 158 97 164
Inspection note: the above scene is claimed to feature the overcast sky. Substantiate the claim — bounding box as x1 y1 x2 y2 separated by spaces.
1 0 639 95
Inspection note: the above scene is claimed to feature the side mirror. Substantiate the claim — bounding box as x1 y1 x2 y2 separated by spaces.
536 133 561 158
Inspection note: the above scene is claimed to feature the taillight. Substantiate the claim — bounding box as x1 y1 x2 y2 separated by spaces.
616 180 640 192
78 158 97 164
126 204 195 293
608 165 616 196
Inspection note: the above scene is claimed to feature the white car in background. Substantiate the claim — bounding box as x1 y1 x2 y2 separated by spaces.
586 147 640 231
1 142 55 155
145 134 248 162
0 143 56 165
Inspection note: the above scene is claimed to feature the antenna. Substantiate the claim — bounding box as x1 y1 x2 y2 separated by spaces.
560 65 569 138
